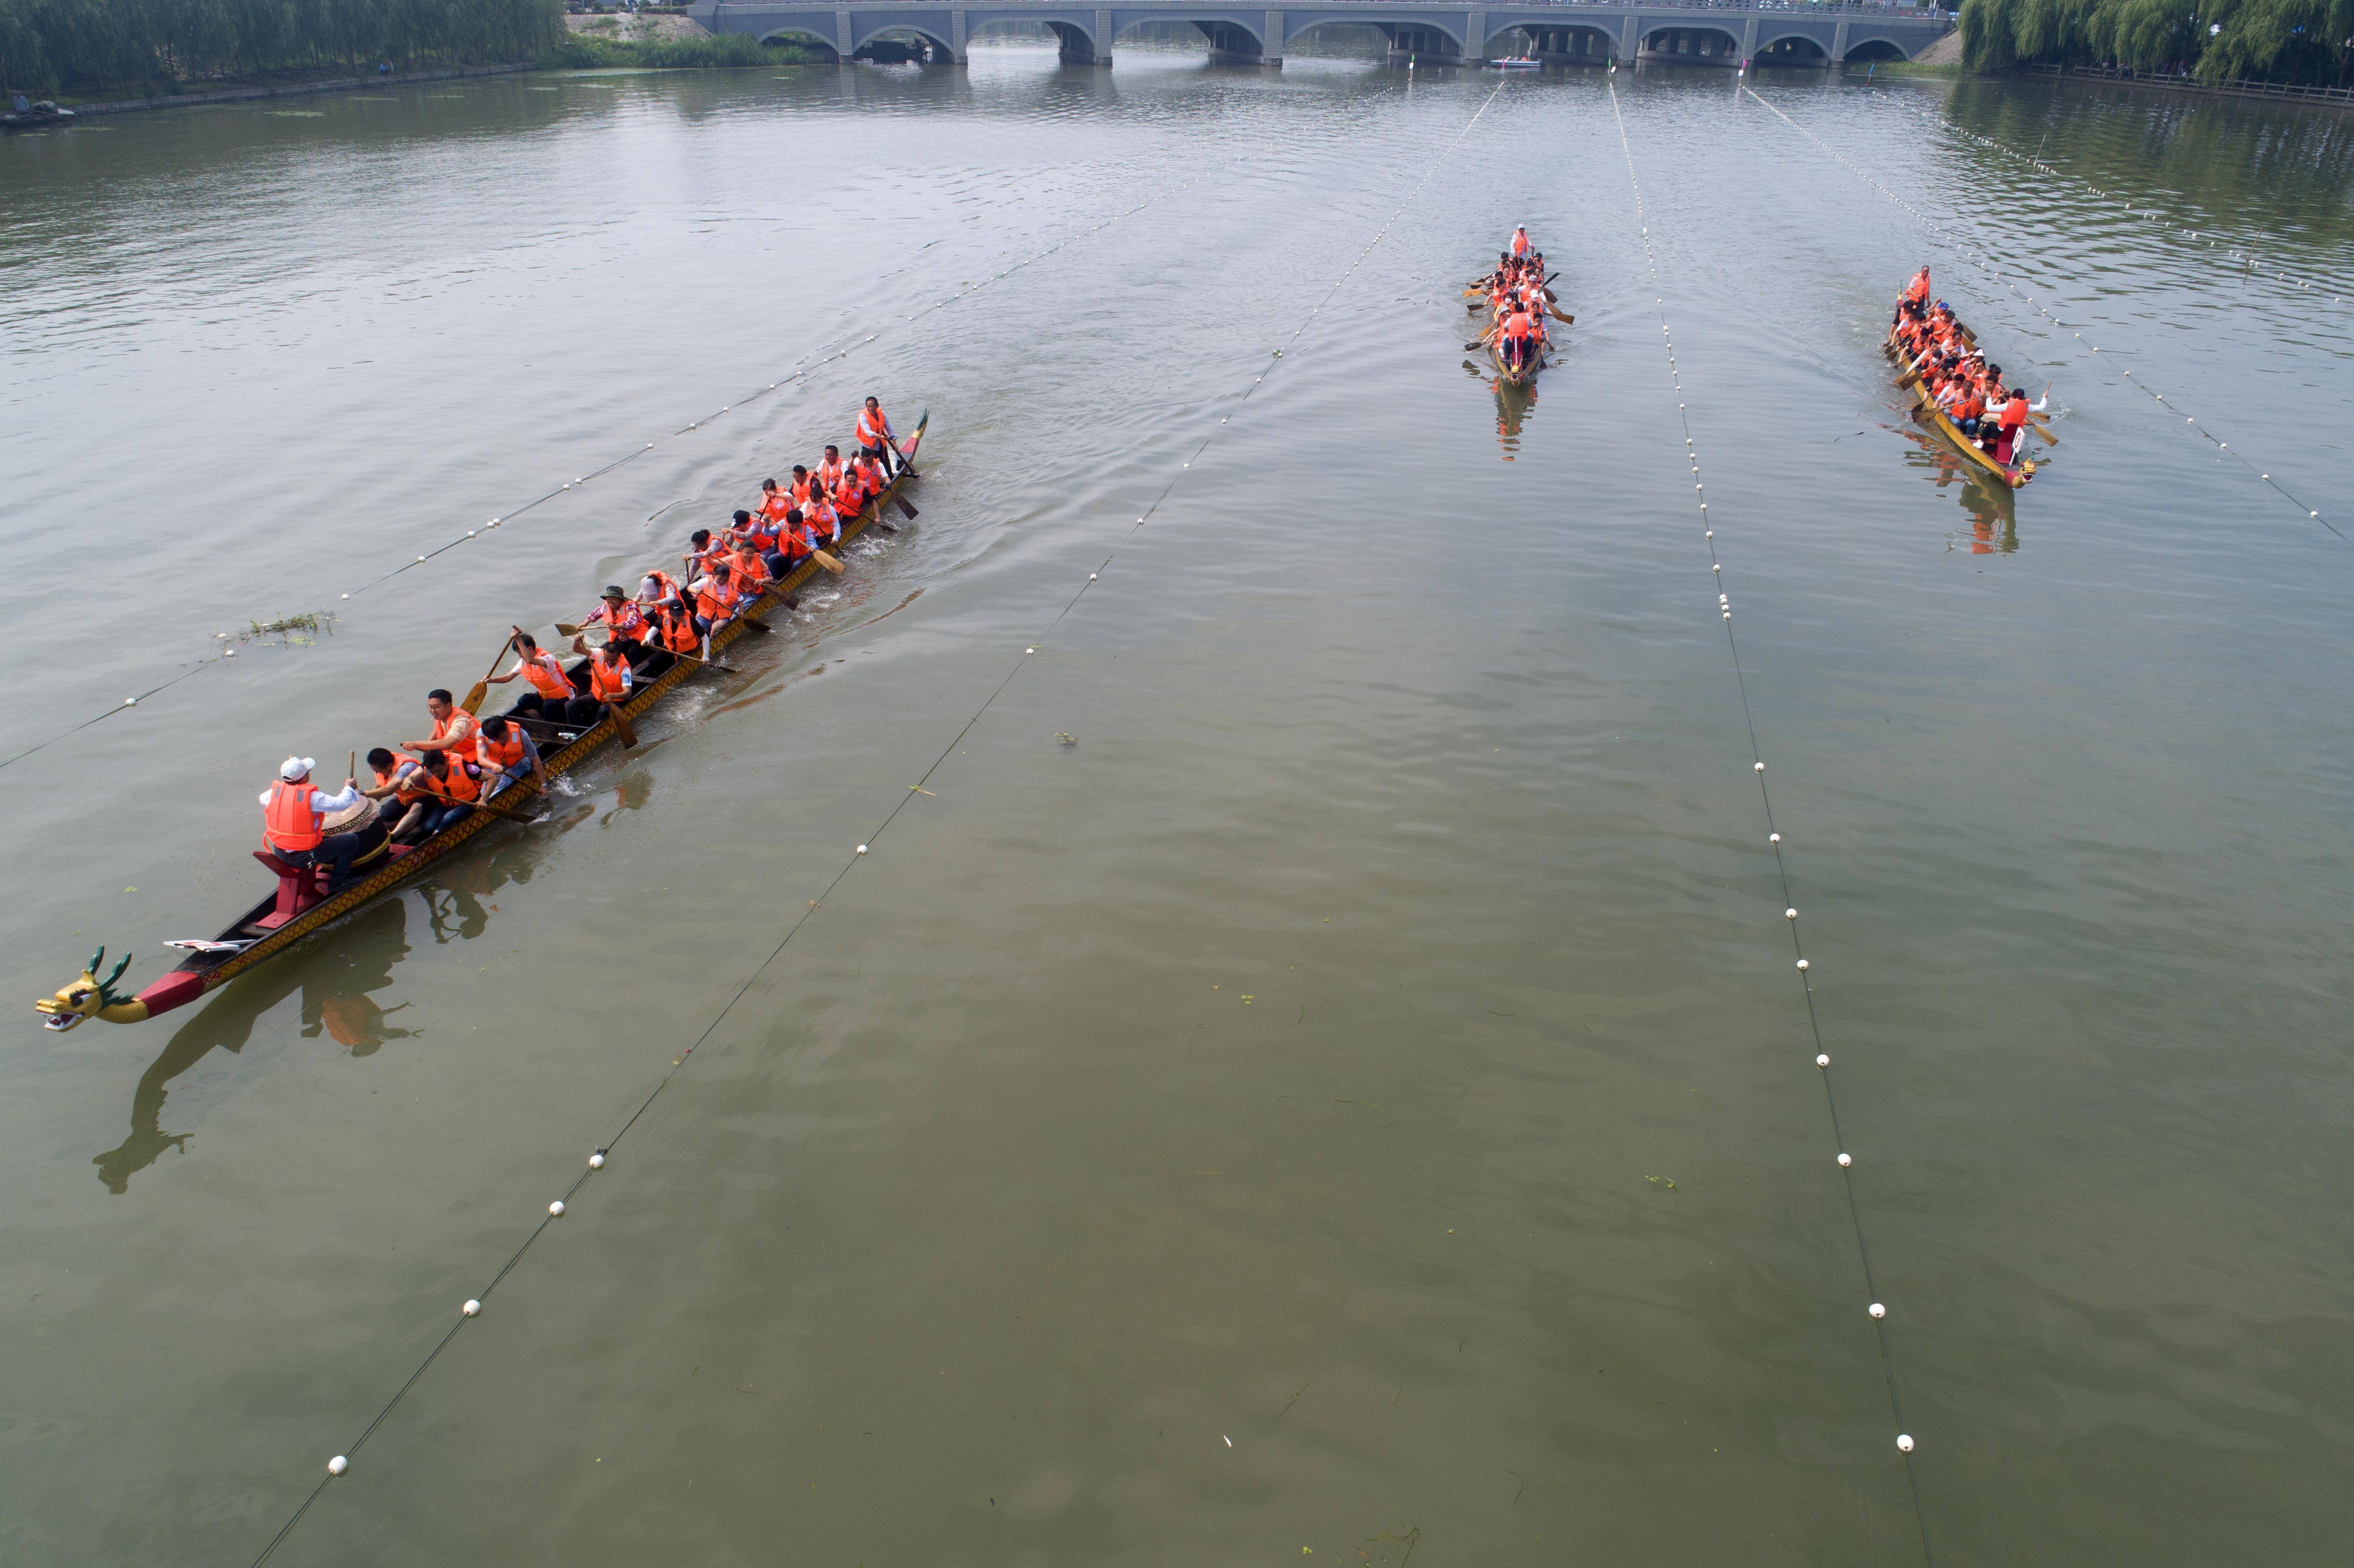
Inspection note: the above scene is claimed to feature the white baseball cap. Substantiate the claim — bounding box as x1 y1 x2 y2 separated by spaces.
281 756 315 781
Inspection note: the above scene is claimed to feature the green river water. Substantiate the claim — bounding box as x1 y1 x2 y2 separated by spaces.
2 45 2351 1565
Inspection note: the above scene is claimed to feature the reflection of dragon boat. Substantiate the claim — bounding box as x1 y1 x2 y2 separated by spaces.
37 415 928 1035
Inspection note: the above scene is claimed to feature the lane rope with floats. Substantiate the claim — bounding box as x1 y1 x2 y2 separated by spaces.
240 75 1512 1567
1744 82 2344 546
1613 73 1936 1563
0 153 1249 778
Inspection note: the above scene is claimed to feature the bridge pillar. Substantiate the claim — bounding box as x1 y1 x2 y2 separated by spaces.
1093 8 1113 65
950 7 969 64
1741 16 1756 63
1621 14 1638 63
835 6 854 63
1466 8 1486 61
1831 20 1849 61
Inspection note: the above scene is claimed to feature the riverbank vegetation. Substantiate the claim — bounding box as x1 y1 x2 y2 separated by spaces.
1961 0 2354 86
0 0 562 96
548 32 826 68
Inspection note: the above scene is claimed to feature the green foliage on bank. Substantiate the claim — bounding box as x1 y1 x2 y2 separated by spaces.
546 32 823 69
1961 0 2354 85
0 0 563 95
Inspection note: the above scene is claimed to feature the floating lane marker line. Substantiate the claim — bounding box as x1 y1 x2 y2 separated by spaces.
242 74 1510 1568
1859 84 2354 309
1610 74 1934 1557
0 153 1250 778
1742 83 2344 547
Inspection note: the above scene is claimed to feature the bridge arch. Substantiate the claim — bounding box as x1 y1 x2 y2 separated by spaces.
1639 23 1741 63
852 23 954 60
1754 32 1831 63
1512 22 1616 62
1841 35 1914 63
1276 12 1463 58
757 25 842 60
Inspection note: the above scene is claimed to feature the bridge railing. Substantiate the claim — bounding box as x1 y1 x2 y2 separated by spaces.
707 0 1955 14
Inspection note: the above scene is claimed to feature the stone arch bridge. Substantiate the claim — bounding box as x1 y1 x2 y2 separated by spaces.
689 0 1953 68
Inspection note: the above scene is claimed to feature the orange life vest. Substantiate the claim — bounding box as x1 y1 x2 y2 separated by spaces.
520 652 575 701
857 407 890 449
816 456 844 491
437 760 481 803
587 650 630 702
477 731 527 772
854 456 887 495
695 576 740 621
1998 395 2028 431
1510 230 1530 257
651 607 699 654
596 601 647 640
805 497 839 539
1904 269 1930 303
432 709 478 754
759 488 793 524
263 780 321 852
1503 311 1533 342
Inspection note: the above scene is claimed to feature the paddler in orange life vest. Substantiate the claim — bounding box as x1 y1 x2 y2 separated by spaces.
1500 300 1539 371
401 688 479 766
486 632 591 729
1903 266 1931 306
570 633 635 711
1510 225 1532 259
858 396 911 478
260 755 365 890
474 713 543 800
583 585 651 671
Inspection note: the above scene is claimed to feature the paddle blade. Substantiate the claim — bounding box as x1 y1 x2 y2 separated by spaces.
813 550 846 575
606 702 638 750
554 622 583 637
895 495 918 519
459 681 488 716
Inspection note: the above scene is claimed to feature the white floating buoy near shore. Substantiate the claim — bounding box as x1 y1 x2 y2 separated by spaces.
856 845 868 856
1870 1302 1886 1320
1836 1151 1850 1167
328 1456 348 1476
548 1200 565 1217
1816 1054 1830 1068
1797 959 1810 972
1786 908 1797 919
1753 761 1765 773
1769 833 1780 844
589 1151 606 1170
463 1299 481 1318
1897 1434 1914 1453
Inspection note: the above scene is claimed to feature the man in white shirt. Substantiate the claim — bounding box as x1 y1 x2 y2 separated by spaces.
259 756 363 891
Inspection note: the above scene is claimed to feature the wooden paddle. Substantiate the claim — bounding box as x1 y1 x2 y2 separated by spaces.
812 549 846 575
1549 307 1575 325
604 701 638 750
459 635 516 716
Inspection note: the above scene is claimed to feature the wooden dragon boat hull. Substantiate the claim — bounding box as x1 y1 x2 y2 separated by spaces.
1487 337 1544 389
1883 329 2032 489
36 414 928 1033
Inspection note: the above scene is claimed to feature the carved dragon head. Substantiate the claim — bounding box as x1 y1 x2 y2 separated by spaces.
35 947 136 1032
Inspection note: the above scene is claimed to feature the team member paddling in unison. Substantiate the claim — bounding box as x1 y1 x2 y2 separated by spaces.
583 585 651 672
691 563 744 653
1511 224 1532 260
488 633 594 730
260 756 366 890
402 688 479 765
475 714 543 799
570 632 634 712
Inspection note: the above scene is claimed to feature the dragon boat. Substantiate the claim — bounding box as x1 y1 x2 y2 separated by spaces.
35 415 928 1035
1883 324 2035 490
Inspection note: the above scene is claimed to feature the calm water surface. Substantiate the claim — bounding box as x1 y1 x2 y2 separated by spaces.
3 47 2351 1565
